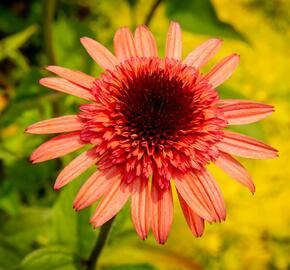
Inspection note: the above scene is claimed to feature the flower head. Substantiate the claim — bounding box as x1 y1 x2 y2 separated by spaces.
26 22 277 244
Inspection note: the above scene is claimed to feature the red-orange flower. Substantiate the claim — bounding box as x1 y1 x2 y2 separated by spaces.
26 22 277 244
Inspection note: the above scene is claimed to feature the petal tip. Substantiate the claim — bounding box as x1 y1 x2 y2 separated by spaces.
137 234 148 241
234 53 240 60
29 153 37 163
73 199 84 211
136 24 149 31
45 65 57 72
80 36 89 43
194 230 204 238
271 147 279 157
39 78 48 86
28 155 34 163
170 21 180 27
212 37 223 44
53 182 61 190
250 182 256 194
72 203 78 210
80 37 93 48
157 239 166 245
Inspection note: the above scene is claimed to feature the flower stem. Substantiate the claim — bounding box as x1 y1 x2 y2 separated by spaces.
43 0 57 65
144 0 163 26
86 217 115 270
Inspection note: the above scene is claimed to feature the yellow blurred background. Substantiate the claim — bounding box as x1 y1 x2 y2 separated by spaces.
0 0 289 269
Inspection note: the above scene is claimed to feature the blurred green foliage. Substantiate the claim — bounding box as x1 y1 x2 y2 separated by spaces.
0 0 289 269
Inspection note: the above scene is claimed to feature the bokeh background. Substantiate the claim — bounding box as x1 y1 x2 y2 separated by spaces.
0 0 289 269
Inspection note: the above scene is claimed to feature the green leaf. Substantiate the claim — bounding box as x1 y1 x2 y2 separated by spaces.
126 0 138 8
8 50 30 73
0 25 38 61
53 17 93 71
0 5 24 33
165 0 246 40
4 158 57 203
108 203 131 244
104 264 157 270
0 208 51 252
0 68 51 128
18 246 80 270
0 235 23 269
0 180 21 216
50 180 96 259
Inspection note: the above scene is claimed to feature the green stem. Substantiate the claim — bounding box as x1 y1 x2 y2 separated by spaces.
144 0 163 26
43 0 57 65
86 217 116 270
42 0 63 172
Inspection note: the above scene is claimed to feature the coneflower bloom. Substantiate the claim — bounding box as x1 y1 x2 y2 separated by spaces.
26 22 277 244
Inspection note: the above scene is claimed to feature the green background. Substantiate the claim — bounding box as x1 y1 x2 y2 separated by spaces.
0 0 289 269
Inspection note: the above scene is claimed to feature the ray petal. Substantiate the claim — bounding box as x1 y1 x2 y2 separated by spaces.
151 179 173 244
217 130 278 159
30 132 84 163
80 37 119 70
184 38 222 69
90 180 131 228
219 100 274 125
54 148 99 190
131 177 151 240
204 54 240 87
73 168 120 211
134 25 158 57
215 151 255 193
39 78 95 101
174 170 226 222
174 174 213 221
114 27 138 62
46 66 95 89
177 191 205 237
195 169 226 222
165 21 182 60
26 115 83 134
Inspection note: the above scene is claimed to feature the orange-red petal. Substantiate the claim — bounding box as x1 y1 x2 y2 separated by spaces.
73 168 119 211
30 132 84 163
175 170 226 222
54 148 99 190
90 180 131 228
26 115 82 134
134 25 158 57
215 151 255 193
217 130 278 159
184 38 222 69
114 27 138 61
151 180 173 244
204 54 240 87
131 177 151 240
39 78 95 101
80 37 119 70
219 100 274 125
177 192 204 237
46 66 95 89
174 174 212 221
165 21 182 60
195 169 226 222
